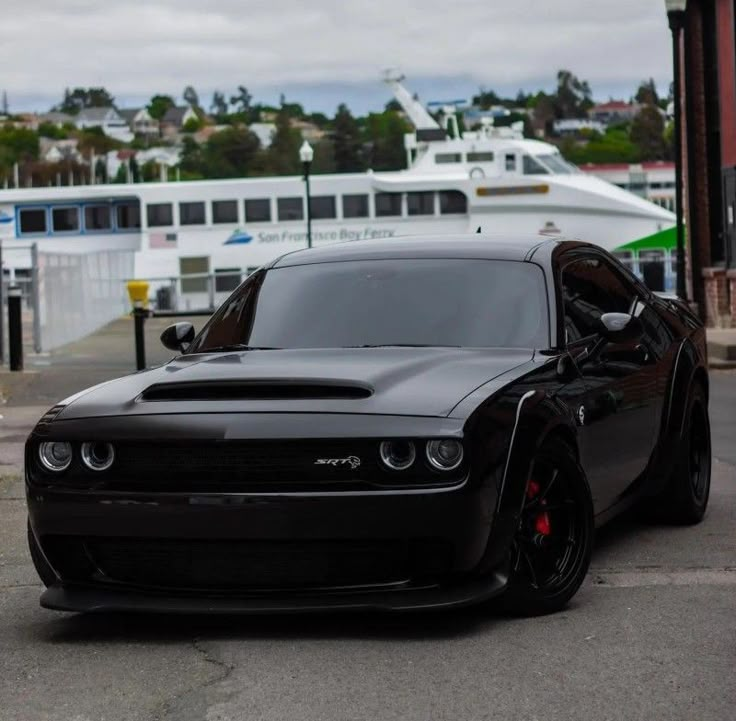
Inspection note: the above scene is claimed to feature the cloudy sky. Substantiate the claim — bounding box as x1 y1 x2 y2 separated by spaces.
2 0 673 114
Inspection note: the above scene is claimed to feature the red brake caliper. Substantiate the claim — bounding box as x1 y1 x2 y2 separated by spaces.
527 480 552 536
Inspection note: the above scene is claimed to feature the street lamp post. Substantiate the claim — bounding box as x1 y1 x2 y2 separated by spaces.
299 140 314 249
665 0 688 300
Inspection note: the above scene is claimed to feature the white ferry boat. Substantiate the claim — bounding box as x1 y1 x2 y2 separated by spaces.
0 74 677 307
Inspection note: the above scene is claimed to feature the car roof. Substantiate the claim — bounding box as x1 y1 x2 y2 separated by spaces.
271 233 566 267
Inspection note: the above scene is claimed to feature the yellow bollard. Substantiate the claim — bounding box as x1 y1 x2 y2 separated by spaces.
126 280 150 310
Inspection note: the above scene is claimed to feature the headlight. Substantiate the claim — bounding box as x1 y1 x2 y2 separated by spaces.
81 442 115 471
38 442 73 472
426 439 464 471
379 440 416 471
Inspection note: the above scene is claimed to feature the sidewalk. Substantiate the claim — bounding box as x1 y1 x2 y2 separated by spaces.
0 314 203 407
707 328 736 368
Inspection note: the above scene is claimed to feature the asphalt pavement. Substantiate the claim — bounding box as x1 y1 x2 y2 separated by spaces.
0 324 734 721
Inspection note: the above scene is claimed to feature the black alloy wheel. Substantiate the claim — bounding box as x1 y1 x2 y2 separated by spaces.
499 442 594 616
652 383 711 525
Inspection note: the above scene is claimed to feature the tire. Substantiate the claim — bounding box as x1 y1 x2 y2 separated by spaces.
27 520 58 587
498 441 594 616
654 382 711 525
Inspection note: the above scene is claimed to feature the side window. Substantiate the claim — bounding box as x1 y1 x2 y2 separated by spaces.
561 256 635 343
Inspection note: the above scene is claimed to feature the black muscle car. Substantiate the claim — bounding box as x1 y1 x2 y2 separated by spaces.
26 235 711 616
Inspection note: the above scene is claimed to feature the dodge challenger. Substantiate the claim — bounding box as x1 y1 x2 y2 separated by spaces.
26 235 711 615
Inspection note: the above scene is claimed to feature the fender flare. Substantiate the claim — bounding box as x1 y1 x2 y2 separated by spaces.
479 389 579 570
662 338 702 441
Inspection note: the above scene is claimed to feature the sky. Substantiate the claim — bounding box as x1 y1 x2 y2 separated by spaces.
1 0 674 115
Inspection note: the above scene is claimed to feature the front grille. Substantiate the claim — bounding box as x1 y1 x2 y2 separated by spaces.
33 440 465 492
46 536 453 592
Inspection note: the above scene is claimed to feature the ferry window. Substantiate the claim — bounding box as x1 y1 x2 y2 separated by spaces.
116 202 141 229
439 191 467 215
212 200 238 224
375 192 402 217
277 197 303 221
215 267 241 293
19 208 47 234
245 198 271 223
309 196 336 220
505 154 517 172
523 155 549 175
407 191 434 216
180 201 206 225
147 203 173 227
435 153 462 164
537 154 573 174
52 206 79 232
84 205 112 231
343 194 369 218
180 256 209 294
467 152 494 162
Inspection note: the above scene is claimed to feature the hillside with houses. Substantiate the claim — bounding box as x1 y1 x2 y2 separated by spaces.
0 72 673 188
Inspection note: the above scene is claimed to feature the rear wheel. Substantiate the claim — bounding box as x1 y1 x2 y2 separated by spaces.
499 442 594 616
652 383 711 525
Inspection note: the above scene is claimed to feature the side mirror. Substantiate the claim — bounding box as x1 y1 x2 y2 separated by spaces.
595 313 643 344
160 322 195 352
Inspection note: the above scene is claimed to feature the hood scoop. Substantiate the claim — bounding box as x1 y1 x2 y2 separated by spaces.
139 380 373 402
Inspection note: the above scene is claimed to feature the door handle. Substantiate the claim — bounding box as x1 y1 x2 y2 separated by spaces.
635 344 650 363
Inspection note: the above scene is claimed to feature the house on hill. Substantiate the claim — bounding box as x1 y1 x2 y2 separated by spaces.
160 106 199 138
74 107 133 142
119 108 159 137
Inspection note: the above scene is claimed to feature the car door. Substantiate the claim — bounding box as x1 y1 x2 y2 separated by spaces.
560 252 659 511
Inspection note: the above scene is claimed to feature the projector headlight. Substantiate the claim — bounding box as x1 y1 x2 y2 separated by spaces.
426 439 464 471
379 440 416 471
81 442 115 471
38 442 73 472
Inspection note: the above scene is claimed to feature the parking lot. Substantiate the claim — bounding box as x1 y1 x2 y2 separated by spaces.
1 322 734 721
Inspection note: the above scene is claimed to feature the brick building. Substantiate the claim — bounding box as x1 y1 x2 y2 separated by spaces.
677 0 736 325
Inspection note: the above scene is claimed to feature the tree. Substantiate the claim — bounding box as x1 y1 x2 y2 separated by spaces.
472 87 502 110
210 90 229 119
183 85 199 108
563 128 640 164
332 104 364 172
264 109 302 175
38 121 67 139
147 94 175 121
55 87 115 114
0 127 39 175
194 127 262 178
229 86 252 114
554 70 593 118
630 105 667 160
635 79 659 106
183 116 204 133
365 110 410 171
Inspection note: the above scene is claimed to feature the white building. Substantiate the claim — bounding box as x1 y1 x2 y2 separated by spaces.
75 107 134 143
119 108 159 137
248 122 276 148
553 118 607 136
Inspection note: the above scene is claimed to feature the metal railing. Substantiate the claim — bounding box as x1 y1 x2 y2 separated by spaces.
122 268 257 313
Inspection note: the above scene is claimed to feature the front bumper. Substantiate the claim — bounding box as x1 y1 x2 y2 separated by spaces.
28 478 512 612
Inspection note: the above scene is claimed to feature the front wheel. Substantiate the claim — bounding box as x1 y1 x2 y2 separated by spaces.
498 442 594 616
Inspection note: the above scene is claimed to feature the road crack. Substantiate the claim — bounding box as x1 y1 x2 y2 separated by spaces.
152 638 236 721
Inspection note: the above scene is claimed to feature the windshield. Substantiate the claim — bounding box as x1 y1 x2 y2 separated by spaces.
538 154 577 174
189 258 549 352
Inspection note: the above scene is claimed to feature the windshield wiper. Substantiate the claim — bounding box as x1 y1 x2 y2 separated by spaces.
198 344 282 353
341 344 461 348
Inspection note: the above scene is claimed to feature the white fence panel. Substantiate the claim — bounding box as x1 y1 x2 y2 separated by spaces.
37 250 134 351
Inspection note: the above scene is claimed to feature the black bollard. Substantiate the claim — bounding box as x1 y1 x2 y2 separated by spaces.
8 285 23 372
133 306 147 371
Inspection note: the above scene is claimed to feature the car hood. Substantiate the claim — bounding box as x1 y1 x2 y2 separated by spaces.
56 347 534 421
